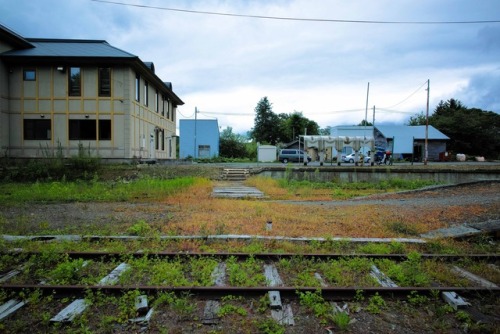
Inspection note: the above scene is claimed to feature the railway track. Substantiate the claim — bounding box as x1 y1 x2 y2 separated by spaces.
1 251 498 332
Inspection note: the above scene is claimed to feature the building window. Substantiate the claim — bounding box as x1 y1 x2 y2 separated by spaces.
155 129 161 150
99 120 111 140
23 69 36 81
168 138 172 157
98 68 111 97
24 119 51 140
161 95 166 116
68 67 81 96
155 90 159 113
69 119 96 140
135 73 140 101
167 99 171 119
161 130 165 150
144 81 149 106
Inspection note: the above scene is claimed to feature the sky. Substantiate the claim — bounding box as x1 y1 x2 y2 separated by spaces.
2 0 500 134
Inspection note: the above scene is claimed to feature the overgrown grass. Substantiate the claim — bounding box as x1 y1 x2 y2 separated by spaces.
246 176 439 200
0 176 200 203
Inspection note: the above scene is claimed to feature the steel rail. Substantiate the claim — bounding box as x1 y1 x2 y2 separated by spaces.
0 284 498 299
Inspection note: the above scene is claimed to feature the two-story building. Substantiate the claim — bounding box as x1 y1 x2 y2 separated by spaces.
0 24 183 162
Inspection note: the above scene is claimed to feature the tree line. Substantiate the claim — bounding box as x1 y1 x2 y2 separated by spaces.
220 97 499 160
406 99 499 159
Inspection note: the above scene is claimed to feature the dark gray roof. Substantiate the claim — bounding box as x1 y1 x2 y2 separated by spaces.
0 23 33 49
0 31 184 105
1 38 137 58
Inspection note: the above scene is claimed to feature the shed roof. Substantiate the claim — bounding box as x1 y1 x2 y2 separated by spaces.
331 125 449 154
375 125 449 140
376 125 449 153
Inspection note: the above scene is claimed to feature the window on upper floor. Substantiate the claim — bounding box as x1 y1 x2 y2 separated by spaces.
24 119 51 140
155 90 159 113
161 95 166 117
135 74 140 102
144 81 149 106
165 98 170 119
98 68 111 97
68 67 81 96
23 69 36 81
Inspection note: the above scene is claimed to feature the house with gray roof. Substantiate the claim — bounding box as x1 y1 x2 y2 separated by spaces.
331 125 449 161
0 23 183 162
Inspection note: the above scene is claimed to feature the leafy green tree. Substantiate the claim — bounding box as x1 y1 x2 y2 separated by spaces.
357 120 373 126
219 127 247 158
319 126 331 136
405 111 427 126
429 99 500 158
250 97 321 145
250 97 280 144
281 111 320 143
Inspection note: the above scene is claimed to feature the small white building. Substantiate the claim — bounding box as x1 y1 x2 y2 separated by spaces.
257 145 277 162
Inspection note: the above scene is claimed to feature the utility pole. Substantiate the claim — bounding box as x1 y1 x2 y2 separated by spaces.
364 82 370 127
424 79 430 165
194 106 198 159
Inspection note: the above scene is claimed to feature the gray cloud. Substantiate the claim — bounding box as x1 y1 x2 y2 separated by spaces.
1 0 499 132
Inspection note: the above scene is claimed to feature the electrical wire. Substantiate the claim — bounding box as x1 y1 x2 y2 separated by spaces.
176 109 195 118
380 80 429 110
199 111 255 116
377 108 416 114
91 0 500 24
198 112 218 119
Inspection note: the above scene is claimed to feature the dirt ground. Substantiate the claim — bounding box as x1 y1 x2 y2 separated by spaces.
0 180 498 237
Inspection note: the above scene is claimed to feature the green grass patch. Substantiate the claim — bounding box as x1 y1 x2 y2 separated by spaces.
0 176 198 203
275 177 439 199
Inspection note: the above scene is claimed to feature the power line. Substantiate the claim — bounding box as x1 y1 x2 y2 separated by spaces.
199 111 255 116
380 80 429 109
177 109 195 118
91 0 500 24
377 108 416 114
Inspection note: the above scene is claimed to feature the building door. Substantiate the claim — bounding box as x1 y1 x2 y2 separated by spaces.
413 143 422 162
198 145 210 158
150 132 155 159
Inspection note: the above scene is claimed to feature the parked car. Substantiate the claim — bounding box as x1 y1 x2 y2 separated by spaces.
342 152 357 163
278 149 311 163
342 152 370 163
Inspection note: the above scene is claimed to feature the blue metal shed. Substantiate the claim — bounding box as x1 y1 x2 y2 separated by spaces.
179 119 220 159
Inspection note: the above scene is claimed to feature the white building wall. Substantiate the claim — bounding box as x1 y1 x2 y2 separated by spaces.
2 64 177 161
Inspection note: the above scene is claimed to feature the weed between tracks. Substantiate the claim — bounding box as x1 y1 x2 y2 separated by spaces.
1 252 499 333
0 173 498 332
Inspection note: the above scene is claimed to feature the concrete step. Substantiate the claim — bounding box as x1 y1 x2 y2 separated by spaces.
221 168 250 181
